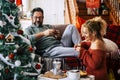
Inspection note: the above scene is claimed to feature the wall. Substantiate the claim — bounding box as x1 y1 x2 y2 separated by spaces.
22 0 65 25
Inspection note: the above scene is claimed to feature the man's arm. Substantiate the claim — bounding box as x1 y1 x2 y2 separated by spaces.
34 29 59 39
24 27 60 41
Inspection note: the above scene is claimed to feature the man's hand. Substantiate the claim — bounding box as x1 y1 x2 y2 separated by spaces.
43 29 61 39
53 30 61 40
43 29 55 36
35 29 61 40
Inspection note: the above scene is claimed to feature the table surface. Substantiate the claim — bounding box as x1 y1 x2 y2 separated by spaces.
38 74 95 80
38 69 95 80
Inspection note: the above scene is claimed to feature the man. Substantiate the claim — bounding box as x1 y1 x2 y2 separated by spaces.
24 7 81 57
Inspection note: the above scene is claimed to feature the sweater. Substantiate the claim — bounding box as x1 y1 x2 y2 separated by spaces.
79 42 108 80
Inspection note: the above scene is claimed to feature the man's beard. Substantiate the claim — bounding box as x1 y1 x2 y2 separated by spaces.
34 22 42 27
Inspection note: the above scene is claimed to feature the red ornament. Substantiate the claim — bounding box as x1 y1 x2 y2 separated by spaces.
17 30 23 35
9 0 15 3
0 34 5 39
9 16 13 20
28 46 33 52
8 53 14 60
5 68 10 74
35 63 41 69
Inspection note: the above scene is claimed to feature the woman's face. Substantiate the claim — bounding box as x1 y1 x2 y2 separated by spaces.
81 27 93 41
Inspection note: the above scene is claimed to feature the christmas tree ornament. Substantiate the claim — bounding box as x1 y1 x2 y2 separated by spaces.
13 49 17 53
0 34 5 39
9 15 15 23
5 56 10 61
15 44 19 49
15 60 21 67
28 46 34 52
5 33 15 43
9 15 13 20
11 65 14 68
35 63 41 69
4 68 10 74
33 46 37 50
17 29 23 35
9 0 15 3
33 63 42 74
3 13 19 28
0 33 4 45
8 53 14 60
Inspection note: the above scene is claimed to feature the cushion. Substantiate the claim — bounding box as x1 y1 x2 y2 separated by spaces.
105 25 120 49
52 24 68 37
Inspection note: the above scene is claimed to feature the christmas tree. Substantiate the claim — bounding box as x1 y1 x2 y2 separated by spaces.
0 0 42 80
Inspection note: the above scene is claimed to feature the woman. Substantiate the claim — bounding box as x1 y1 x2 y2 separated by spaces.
92 17 119 59
75 20 108 80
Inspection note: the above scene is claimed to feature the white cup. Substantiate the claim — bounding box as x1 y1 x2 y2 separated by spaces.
66 70 80 80
88 75 95 80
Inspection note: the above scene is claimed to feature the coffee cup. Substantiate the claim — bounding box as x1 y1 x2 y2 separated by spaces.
66 70 80 80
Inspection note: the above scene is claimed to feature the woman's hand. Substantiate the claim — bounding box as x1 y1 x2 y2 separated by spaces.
74 43 81 52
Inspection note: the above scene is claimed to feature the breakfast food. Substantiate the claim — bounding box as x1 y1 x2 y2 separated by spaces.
41 71 67 79
80 70 87 77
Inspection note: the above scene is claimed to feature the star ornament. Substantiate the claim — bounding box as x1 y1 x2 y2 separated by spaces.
0 21 6 27
9 15 15 23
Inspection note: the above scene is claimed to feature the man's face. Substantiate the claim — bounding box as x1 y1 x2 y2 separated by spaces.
32 11 44 27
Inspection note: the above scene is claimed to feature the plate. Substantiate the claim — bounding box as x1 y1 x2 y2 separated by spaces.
40 71 67 79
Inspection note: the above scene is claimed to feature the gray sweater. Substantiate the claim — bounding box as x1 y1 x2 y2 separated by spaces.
24 24 61 55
